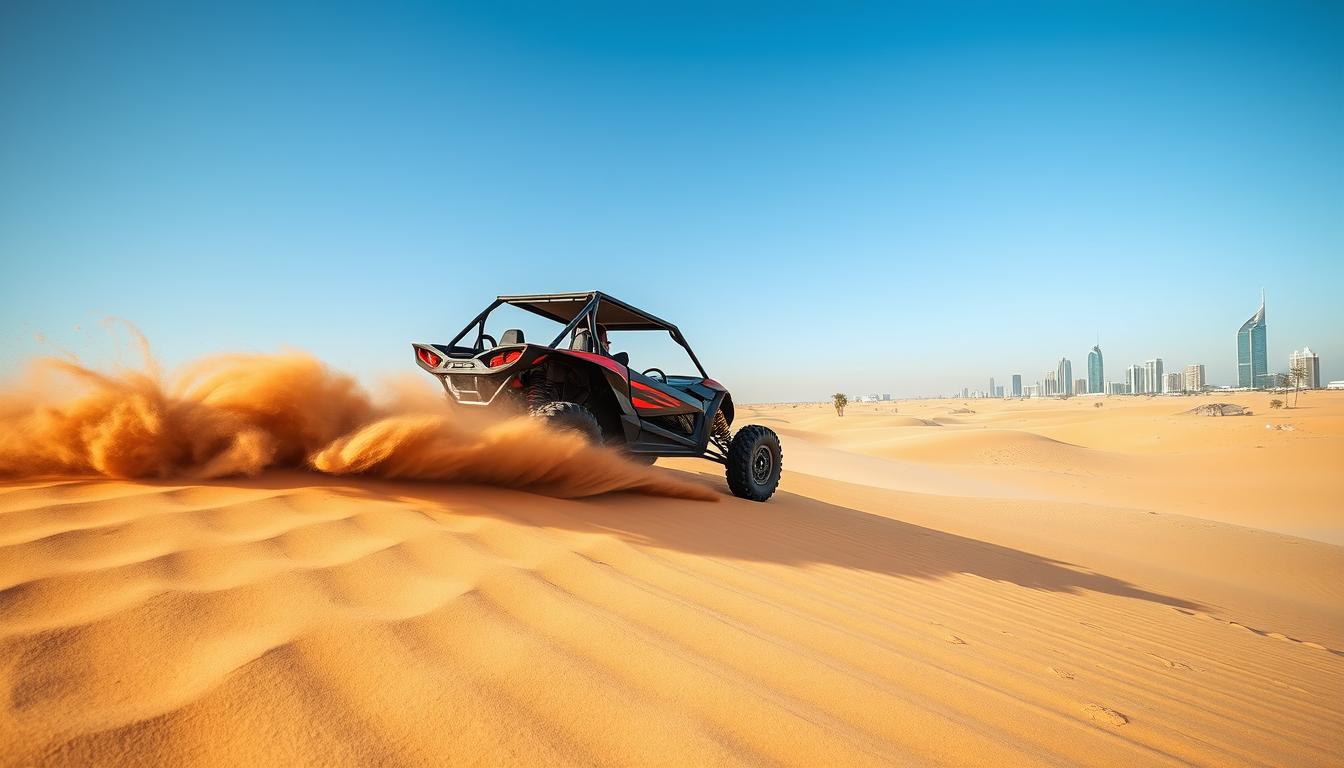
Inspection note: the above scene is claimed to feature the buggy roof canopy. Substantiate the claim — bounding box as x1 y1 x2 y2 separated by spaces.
497 291 678 332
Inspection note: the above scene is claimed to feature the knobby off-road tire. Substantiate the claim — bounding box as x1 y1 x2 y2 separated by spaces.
726 425 782 501
532 401 601 444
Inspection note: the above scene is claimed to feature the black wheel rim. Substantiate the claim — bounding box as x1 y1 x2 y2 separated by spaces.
751 445 772 485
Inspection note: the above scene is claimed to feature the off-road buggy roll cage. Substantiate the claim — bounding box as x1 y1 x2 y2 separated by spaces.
447 291 710 378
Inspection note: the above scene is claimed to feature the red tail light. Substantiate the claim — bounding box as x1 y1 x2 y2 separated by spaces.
417 348 442 368
488 350 522 367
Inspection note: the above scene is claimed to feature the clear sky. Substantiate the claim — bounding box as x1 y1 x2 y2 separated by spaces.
2 1 1341 402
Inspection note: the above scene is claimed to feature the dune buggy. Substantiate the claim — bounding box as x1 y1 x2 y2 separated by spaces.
413 291 782 501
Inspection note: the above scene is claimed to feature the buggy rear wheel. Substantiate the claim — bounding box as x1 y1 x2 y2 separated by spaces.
532 401 601 444
726 425 782 502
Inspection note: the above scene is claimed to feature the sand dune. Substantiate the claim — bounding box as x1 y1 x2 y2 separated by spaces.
755 394 1344 544
2 381 1342 765
849 428 1102 465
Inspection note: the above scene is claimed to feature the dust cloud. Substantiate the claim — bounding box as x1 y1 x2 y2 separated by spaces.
0 343 717 501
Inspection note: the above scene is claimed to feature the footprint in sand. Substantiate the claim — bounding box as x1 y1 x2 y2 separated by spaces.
1271 679 1310 694
1050 667 1075 680
928 621 965 645
1084 704 1129 726
1145 652 1192 670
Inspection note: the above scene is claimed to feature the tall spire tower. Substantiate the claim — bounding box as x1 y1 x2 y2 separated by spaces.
1087 343 1104 394
1238 292 1268 388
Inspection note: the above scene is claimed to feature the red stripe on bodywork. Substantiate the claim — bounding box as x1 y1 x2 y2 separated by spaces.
701 378 726 391
631 381 680 406
632 397 663 410
556 349 627 378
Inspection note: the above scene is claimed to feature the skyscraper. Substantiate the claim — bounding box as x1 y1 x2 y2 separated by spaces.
1087 346 1103 394
1184 363 1206 392
1144 358 1164 394
1237 292 1268 388
989 377 996 397
1057 357 1073 395
1044 371 1057 396
1164 372 1183 393
1011 374 1022 397
1126 364 1144 394
1074 378 1088 396
1290 347 1321 389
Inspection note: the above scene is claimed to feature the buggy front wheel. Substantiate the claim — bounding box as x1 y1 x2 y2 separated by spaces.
726 425 782 501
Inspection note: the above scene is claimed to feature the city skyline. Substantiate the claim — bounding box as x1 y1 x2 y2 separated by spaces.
864 314 1326 399
956 292 1335 399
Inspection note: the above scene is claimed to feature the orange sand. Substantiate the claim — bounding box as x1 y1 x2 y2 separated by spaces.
2 378 1342 766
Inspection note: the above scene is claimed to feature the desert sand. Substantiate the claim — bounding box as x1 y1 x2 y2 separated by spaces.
2 371 1342 766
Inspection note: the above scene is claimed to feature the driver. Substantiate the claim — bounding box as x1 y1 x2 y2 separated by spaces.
596 324 631 367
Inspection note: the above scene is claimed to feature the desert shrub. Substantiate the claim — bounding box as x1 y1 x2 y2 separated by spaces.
1094 402 1103 408
1270 399 1284 409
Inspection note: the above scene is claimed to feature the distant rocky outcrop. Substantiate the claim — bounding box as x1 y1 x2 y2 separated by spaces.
1186 403 1251 417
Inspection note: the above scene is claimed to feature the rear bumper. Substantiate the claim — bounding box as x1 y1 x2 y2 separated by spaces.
413 342 547 406
437 369 515 405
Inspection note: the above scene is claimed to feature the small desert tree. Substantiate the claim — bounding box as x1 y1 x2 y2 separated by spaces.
1289 359 1309 407
1270 398 1284 409
832 393 847 417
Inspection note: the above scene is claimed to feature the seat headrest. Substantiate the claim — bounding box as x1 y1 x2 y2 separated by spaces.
500 329 525 345
570 330 591 351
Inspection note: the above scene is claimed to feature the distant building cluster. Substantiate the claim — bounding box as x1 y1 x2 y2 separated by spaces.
948 292 1325 399
849 393 893 402
843 293 1326 402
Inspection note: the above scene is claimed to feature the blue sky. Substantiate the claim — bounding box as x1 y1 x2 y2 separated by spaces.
2 1 1341 401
